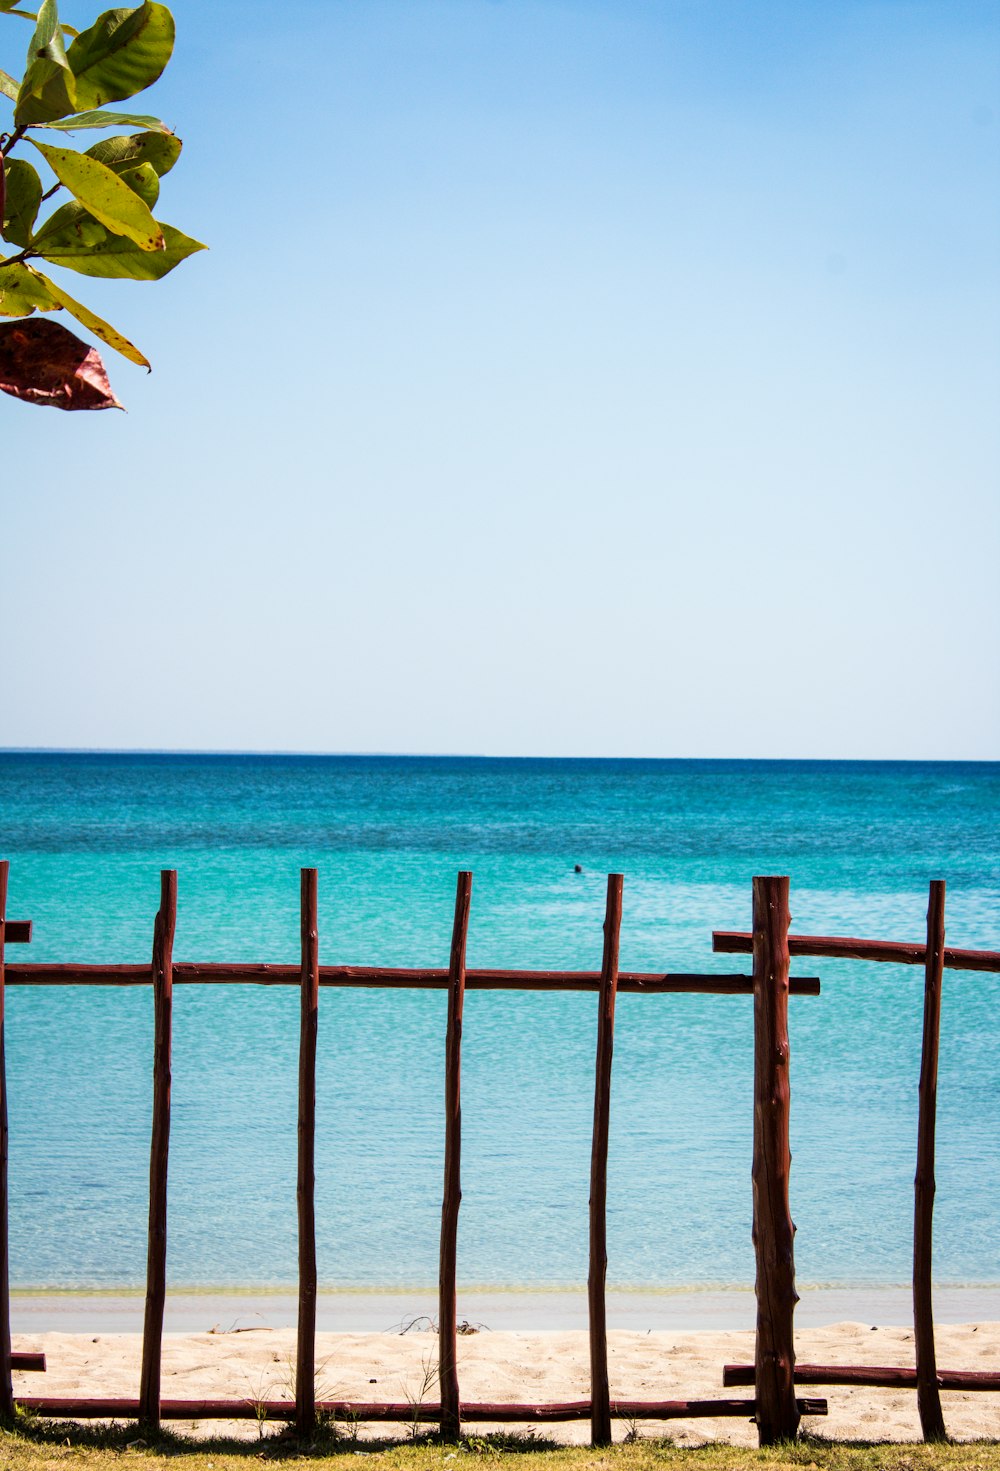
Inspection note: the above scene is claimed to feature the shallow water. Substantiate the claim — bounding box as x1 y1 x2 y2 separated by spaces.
2 752 998 1291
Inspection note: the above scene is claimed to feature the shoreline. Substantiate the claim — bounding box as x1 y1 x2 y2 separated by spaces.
10 1319 1000 1445
13 1284 1000 1334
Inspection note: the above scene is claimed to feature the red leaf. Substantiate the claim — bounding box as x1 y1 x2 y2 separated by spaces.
0 317 123 410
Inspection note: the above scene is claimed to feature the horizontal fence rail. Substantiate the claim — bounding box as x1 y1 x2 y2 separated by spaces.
4 963 821 993
719 891 1000 1443
13 1395 830 1423
4 862 997 1446
723 1364 1000 1390
713 931 1000 973
4 862 827 1444
11 1352 45 1372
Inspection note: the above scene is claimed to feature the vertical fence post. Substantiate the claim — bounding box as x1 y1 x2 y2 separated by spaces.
296 868 320 1439
914 879 947 1443
589 873 623 1448
751 875 799 1446
139 869 177 1429
439 871 472 1443
0 861 13 1421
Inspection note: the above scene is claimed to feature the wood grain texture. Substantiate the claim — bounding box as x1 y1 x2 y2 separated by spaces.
11 1352 45 1372
914 880 947 1443
751 877 800 1447
15 1395 829 1422
0 861 12 1419
725 1362 1000 1390
4 962 819 994
714 930 999 973
439 872 472 1442
589 874 623 1448
296 869 320 1437
139 871 177 1429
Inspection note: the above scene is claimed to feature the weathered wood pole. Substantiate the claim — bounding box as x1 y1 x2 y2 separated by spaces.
0 862 13 1421
296 868 320 1438
751 875 799 1445
139 869 177 1429
10 1351 45 1372
914 879 947 1443
725 1361 1000 1391
13 1392 829 1423
2 962 823 994
589 873 623 1448
439 871 472 1442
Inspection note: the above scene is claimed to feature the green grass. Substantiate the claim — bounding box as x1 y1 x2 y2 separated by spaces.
2 1416 999 1471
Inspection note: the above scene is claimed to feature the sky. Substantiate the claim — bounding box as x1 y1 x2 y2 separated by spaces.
2 0 998 758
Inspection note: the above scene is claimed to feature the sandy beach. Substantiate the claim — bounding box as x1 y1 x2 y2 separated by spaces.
11 1315 1000 1445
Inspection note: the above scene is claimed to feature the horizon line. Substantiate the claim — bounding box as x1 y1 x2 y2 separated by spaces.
1 747 997 765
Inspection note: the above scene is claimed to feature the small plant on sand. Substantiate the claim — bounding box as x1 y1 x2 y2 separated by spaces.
319 1403 362 1446
241 1366 275 1442
267 1351 357 1447
620 1414 641 1444
402 1348 440 1441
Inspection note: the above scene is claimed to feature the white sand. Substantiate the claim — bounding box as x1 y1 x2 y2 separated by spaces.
12 1321 1000 1445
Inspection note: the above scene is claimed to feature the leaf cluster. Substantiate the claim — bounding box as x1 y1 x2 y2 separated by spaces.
1 0 204 407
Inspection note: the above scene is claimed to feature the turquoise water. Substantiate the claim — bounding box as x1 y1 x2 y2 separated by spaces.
1 753 998 1293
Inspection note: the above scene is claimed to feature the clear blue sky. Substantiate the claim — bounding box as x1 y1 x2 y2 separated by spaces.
3 0 998 757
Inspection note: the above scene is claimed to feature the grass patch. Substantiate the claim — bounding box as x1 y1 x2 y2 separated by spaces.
1 1417 999 1471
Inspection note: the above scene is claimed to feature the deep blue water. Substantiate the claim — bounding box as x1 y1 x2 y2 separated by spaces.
1 752 998 1291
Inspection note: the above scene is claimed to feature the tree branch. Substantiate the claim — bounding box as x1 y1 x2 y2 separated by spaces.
1 126 27 158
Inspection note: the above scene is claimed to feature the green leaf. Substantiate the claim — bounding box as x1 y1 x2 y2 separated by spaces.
0 68 19 101
109 158 158 205
14 0 78 124
66 2 174 111
0 257 59 314
38 107 169 131
34 215 204 279
30 196 103 247
41 158 162 210
85 129 180 176
27 261 148 365
16 53 76 122
2 158 43 246
21 0 68 69
28 137 163 249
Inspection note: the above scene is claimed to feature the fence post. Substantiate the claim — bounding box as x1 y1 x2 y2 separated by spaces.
296 868 320 1439
589 873 623 1448
751 875 799 1445
0 861 13 1421
914 879 947 1442
139 869 177 1430
439 871 472 1442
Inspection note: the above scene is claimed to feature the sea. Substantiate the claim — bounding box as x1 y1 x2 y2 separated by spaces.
1 752 998 1305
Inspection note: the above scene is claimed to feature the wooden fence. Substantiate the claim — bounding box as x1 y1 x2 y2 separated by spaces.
0 860 998 1446
714 887 1000 1442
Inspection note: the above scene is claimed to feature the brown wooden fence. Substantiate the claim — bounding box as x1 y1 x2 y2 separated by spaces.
714 888 1000 1442
0 859 998 1446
